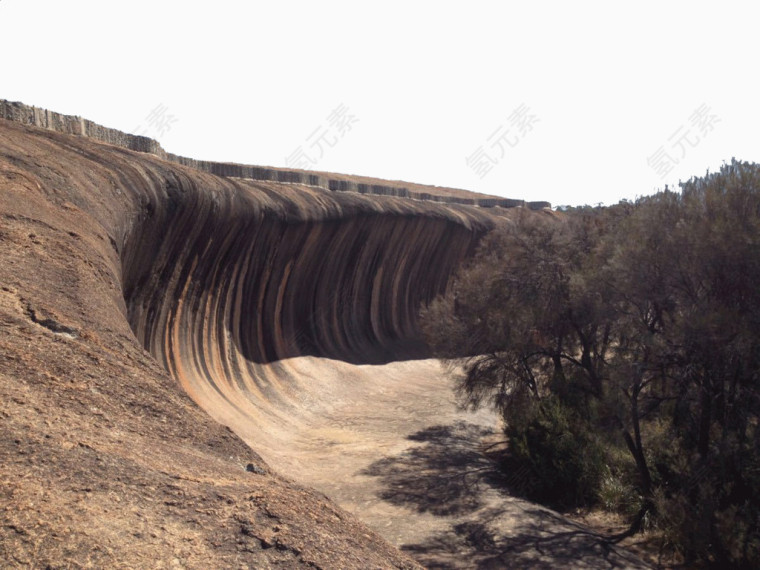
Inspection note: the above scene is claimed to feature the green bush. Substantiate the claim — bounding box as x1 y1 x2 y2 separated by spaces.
506 397 606 509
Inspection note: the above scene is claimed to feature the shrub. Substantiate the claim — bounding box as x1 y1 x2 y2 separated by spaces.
506 397 606 509
598 464 642 516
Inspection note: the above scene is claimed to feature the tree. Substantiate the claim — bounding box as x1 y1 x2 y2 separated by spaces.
421 161 760 566
422 206 619 508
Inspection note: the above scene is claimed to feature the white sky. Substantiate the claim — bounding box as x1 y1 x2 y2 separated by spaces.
1 1 757 207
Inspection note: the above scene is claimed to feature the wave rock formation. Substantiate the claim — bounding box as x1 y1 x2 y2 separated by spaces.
0 102 648 569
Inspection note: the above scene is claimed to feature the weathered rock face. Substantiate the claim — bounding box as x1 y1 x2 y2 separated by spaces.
123 181 488 368
0 101 496 366
115 155 494 435
0 112 492 568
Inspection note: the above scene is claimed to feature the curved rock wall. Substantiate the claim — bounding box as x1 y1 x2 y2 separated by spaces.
0 104 499 414
121 173 490 375
0 109 495 409
115 174 492 421
0 117 438 568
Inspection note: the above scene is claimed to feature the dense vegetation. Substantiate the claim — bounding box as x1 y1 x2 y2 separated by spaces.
421 160 760 567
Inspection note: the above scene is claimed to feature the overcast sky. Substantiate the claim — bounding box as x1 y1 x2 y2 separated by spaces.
1 1 757 207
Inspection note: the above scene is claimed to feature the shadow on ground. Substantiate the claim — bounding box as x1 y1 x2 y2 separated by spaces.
362 421 650 569
401 507 647 569
361 421 505 517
